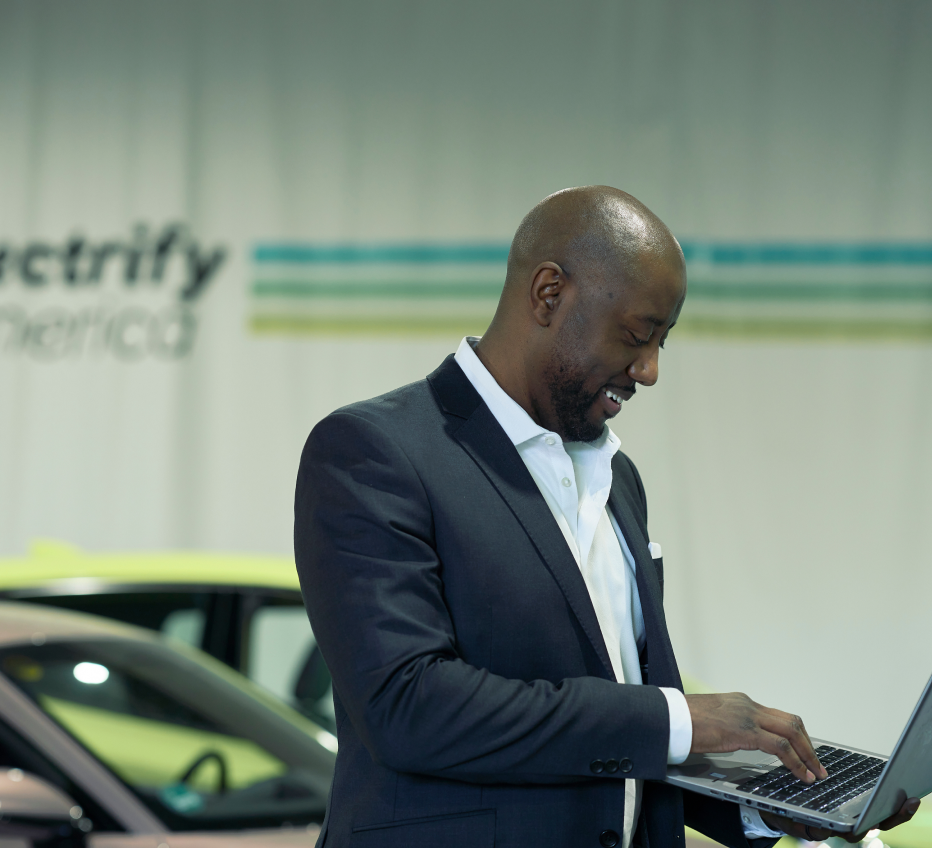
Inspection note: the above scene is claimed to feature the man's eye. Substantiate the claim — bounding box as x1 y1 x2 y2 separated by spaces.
629 334 649 347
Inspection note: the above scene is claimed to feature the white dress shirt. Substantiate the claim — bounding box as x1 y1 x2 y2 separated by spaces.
454 337 782 842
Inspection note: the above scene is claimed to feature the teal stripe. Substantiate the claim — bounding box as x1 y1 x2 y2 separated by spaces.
252 241 932 266
253 244 508 264
683 243 932 265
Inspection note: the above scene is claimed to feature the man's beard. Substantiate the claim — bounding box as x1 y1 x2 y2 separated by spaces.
544 360 605 443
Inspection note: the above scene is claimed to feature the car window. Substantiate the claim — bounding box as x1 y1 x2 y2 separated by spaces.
161 608 207 648
244 600 335 735
247 605 313 703
0 639 334 831
21 592 212 645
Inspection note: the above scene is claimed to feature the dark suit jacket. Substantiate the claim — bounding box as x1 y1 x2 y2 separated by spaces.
295 355 776 848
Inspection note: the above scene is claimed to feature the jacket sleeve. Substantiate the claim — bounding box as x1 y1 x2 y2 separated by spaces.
294 409 672 784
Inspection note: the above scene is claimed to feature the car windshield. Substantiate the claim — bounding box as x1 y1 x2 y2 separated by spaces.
0 637 336 830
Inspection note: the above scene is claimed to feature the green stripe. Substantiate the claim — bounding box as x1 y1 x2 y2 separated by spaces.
673 317 932 341
251 279 932 302
249 313 932 341
252 280 502 298
687 282 932 301
249 315 492 336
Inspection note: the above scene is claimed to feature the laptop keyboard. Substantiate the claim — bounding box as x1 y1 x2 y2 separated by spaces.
735 746 886 813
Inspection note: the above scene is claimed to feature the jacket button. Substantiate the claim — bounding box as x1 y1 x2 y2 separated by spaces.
599 829 620 847
589 759 605 774
604 759 619 774
619 758 633 773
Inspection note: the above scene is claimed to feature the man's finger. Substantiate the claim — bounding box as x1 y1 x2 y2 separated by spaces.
761 707 813 743
848 798 920 842
876 797 921 831
758 712 827 780
757 731 815 783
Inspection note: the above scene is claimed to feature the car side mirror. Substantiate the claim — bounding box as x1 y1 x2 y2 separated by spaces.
0 768 89 847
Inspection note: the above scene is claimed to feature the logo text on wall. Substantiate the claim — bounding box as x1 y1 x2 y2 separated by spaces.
0 224 226 363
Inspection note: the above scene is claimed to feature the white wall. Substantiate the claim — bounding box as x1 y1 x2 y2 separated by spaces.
1 0 930 755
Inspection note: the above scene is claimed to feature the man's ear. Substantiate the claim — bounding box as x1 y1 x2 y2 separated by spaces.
529 262 566 327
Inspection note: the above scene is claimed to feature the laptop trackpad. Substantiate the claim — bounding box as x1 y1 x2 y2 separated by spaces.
669 751 780 784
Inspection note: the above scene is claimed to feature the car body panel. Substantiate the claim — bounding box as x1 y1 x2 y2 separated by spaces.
0 541 299 594
0 601 163 645
89 825 321 847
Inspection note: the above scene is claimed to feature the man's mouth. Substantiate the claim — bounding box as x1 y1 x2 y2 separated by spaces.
604 384 636 402
600 384 636 416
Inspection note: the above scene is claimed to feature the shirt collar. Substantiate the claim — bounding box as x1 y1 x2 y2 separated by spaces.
453 336 619 455
454 336 547 446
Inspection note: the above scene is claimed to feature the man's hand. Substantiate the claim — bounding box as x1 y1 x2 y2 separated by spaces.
760 797 921 843
685 693 827 783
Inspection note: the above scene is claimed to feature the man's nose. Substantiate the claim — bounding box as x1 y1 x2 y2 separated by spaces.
628 347 659 386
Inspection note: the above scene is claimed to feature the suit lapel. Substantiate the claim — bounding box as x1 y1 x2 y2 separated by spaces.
428 357 616 681
607 475 683 692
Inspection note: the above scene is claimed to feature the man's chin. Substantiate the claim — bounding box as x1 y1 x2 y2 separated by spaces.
563 416 606 444
547 382 614 442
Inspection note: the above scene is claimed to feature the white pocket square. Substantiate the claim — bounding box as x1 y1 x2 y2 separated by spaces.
648 542 662 559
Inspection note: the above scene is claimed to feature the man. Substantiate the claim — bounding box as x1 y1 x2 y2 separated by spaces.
295 187 918 847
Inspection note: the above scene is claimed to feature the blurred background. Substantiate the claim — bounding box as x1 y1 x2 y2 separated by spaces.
0 0 930 844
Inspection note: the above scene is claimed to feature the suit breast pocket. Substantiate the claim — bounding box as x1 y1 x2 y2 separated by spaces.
350 809 495 848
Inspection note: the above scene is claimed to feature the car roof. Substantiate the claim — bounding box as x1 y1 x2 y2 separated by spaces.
0 540 300 593
0 599 162 647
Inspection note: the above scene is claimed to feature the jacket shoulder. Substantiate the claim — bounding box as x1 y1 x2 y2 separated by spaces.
309 354 475 441
314 377 440 434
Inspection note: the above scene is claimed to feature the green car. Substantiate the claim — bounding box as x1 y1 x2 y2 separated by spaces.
0 541 335 735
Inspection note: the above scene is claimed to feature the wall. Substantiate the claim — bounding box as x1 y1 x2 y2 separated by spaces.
0 0 930 755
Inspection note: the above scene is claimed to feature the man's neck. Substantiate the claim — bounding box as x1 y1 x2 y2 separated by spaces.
473 333 539 425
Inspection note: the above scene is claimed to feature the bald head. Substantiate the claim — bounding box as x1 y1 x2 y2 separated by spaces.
475 186 687 442
503 185 683 304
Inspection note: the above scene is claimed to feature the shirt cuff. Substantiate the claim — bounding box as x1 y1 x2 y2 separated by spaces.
738 805 785 839
660 687 692 764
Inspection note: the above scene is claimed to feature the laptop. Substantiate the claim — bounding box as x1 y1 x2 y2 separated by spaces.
666 673 932 834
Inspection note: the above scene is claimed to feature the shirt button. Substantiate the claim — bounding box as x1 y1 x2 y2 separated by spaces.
545 437 555 445
742 815 751 824
561 477 571 487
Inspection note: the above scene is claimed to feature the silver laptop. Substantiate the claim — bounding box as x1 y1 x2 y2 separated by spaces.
666 673 932 834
